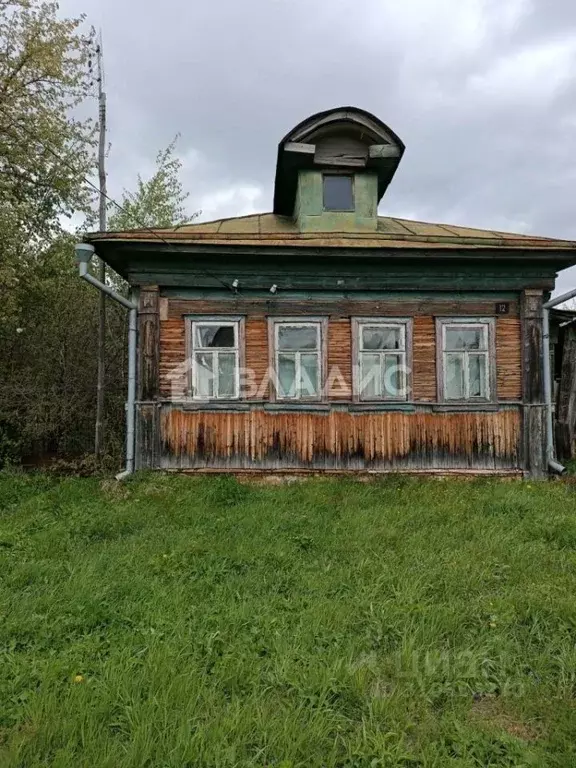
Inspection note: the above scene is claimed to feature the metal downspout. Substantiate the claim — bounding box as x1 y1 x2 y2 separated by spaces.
543 286 576 475
75 244 138 479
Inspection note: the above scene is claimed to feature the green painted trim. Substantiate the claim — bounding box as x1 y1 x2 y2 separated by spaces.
155 399 522 413
296 170 378 232
160 288 520 301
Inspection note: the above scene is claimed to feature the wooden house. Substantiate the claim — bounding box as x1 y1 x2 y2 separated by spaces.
84 107 576 477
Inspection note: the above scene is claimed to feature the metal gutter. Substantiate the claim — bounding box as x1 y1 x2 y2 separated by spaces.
75 243 138 479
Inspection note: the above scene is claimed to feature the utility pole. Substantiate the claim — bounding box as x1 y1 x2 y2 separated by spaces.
94 32 107 458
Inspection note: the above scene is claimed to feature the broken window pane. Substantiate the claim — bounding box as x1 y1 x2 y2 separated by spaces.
362 326 402 350
195 324 235 348
278 325 318 351
445 328 483 351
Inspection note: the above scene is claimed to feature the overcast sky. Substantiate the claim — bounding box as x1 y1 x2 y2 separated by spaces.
62 0 576 294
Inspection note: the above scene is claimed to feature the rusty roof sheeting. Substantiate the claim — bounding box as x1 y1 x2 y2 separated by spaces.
86 212 576 250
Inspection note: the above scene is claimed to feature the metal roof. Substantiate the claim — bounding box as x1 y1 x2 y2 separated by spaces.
87 212 576 251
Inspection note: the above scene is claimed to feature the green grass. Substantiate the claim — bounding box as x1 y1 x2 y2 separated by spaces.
2 472 576 767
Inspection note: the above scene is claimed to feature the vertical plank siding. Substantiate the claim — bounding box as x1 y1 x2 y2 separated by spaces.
137 288 161 469
159 407 521 471
521 290 546 477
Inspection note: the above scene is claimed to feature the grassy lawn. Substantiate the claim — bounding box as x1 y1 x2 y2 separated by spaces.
2 473 576 766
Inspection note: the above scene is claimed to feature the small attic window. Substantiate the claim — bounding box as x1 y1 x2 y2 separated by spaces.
323 174 354 212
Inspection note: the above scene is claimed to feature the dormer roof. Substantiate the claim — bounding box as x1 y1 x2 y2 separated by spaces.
273 106 405 216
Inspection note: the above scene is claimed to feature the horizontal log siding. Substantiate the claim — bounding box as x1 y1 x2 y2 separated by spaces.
159 298 521 401
159 317 186 399
245 317 269 399
165 298 519 320
159 407 521 471
412 316 436 401
496 317 522 400
328 319 353 399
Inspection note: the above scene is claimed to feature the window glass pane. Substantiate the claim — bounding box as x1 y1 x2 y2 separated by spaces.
194 352 214 398
445 327 483 351
195 324 235 348
218 353 237 398
323 175 354 211
278 353 296 397
445 353 465 399
300 353 319 397
278 325 318 351
383 354 403 398
362 326 402 350
468 354 487 398
360 353 381 398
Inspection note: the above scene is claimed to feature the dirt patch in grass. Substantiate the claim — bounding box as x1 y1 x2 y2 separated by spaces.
470 695 543 743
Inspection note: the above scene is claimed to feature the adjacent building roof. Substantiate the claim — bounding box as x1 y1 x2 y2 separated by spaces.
87 212 576 251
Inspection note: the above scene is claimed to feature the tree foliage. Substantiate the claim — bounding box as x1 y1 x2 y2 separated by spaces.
0 0 96 329
0 116 193 465
108 137 193 231
0 3 198 467
0 235 127 465
0 1 95 238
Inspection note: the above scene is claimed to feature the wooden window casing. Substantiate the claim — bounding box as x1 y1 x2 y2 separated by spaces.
352 318 413 402
160 301 522 405
268 317 328 402
436 317 496 403
185 315 245 400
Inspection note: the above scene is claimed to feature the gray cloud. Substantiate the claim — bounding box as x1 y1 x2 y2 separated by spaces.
61 0 576 292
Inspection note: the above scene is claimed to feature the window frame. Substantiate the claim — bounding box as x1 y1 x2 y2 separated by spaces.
322 173 355 212
352 317 412 402
435 317 496 403
185 315 245 401
268 317 327 402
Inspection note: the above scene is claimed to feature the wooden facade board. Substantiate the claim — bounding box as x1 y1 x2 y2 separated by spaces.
158 407 521 471
159 298 522 403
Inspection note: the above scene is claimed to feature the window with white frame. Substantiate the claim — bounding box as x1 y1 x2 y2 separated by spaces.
188 318 241 399
272 320 323 400
438 319 493 401
355 320 409 400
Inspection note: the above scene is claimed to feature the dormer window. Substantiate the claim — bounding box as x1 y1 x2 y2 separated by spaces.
323 174 354 212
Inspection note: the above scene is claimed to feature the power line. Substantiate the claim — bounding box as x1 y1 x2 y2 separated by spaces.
0 114 234 293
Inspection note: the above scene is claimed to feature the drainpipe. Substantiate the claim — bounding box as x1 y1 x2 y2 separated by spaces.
543 285 576 475
75 243 138 479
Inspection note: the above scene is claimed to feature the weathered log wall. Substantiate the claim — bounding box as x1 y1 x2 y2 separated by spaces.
158 297 522 402
158 406 522 471
556 326 576 460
